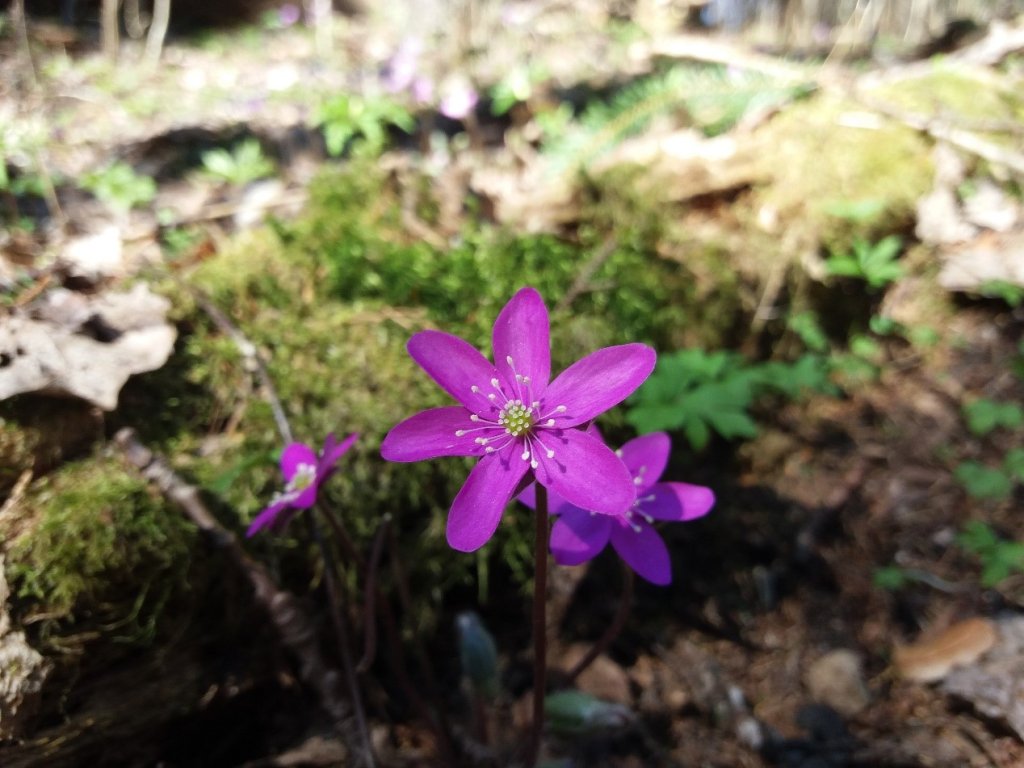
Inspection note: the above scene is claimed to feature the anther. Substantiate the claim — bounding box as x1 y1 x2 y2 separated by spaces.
546 449 555 459
490 378 500 389
455 430 466 437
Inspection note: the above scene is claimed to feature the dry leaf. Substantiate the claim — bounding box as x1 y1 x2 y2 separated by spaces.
894 617 997 683
0 284 176 411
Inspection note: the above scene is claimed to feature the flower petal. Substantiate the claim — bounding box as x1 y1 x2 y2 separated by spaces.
543 344 656 428
550 507 612 566
516 482 574 516
640 482 715 522
492 287 550 397
610 521 671 585
408 330 500 410
318 432 359 479
533 428 634 514
280 442 318 481
619 432 670 490
246 497 294 537
447 449 529 552
381 407 482 462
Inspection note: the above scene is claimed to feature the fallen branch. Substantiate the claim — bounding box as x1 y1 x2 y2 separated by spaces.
113 427 370 767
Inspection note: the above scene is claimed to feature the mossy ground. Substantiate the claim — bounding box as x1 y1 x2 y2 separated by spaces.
2 73 949 644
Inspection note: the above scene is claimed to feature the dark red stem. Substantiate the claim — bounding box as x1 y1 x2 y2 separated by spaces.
526 485 549 767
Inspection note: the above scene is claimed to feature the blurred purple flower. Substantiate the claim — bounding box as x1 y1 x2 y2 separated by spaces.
278 3 301 27
521 431 714 585
411 76 434 105
383 37 423 94
247 433 358 537
381 287 656 552
439 80 479 120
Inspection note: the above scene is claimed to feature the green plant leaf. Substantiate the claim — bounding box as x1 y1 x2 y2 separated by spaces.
954 462 1013 500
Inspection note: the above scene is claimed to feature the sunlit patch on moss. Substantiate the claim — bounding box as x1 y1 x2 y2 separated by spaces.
7 456 195 650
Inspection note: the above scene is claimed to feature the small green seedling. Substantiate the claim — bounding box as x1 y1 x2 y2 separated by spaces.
200 139 275 186
963 398 1024 437
316 94 414 157
81 162 156 214
825 235 903 289
958 520 1024 587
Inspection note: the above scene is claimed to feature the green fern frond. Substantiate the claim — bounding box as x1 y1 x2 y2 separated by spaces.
544 65 811 172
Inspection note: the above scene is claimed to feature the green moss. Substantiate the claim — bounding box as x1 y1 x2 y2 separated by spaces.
752 92 933 252
7 455 195 648
874 67 1024 129
173 158 752 608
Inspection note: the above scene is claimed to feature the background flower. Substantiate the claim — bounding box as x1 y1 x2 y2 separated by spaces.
247 433 358 537
521 431 714 584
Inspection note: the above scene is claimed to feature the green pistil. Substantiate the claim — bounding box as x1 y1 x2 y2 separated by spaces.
499 401 535 437
286 463 317 493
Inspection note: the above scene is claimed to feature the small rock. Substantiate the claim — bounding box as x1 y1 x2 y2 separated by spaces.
61 225 123 282
804 649 870 717
559 644 631 705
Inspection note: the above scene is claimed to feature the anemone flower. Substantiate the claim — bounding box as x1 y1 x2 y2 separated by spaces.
247 433 358 537
521 431 714 585
380 287 656 552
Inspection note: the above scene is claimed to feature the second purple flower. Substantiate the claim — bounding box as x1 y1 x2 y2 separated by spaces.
380 287 656 552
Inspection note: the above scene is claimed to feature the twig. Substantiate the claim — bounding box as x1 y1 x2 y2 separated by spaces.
144 0 171 67
563 564 634 687
555 237 617 314
526 486 549 767
189 288 293 444
324 506 456 764
112 428 364 754
0 468 34 526
10 0 37 89
309 512 377 768
357 515 390 673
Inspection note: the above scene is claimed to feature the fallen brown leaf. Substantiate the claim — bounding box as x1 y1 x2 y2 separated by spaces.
894 617 998 683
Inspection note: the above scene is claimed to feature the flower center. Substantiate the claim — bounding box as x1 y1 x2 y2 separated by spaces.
499 400 535 437
286 463 317 493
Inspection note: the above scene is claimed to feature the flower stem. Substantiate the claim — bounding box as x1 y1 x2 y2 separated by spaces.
526 485 549 767
309 512 376 768
564 562 634 687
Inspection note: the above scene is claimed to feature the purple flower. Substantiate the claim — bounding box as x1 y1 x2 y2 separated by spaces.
439 79 479 120
380 287 656 552
383 37 423 94
278 3 301 27
247 433 358 537
522 431 714 585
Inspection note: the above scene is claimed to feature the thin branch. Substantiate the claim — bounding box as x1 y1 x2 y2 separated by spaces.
308 512 376 768
563 564 634 687
555 237 617 314
188 288 293 444
144 0 171 67
112 428 363 753
356 515 390 673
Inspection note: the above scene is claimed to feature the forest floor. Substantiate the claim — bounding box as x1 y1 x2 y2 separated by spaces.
2 4 1024 767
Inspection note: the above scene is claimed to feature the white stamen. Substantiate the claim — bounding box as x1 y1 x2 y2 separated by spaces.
490 378 500 389
455 430 466 437
470 414 480 422
545 419 555 427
